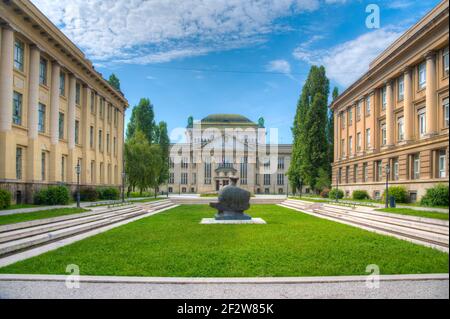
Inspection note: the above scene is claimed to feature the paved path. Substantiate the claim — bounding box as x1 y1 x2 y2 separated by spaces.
0 274 447 299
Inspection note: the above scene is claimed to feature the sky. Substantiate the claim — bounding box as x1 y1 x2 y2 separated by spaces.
31 0 441 144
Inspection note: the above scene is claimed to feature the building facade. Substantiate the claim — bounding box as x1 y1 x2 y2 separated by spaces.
166 114 292 195
0 1 128 203
331 0 449 201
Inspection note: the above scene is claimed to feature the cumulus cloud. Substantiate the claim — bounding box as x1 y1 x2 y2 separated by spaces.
266 59 292 74
32 0 322 64
293 27 403 87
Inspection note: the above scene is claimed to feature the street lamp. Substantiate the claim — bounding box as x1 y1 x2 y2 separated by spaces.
121 171 126 203
336 170 340 203
75 163 81 208
385 164 390 208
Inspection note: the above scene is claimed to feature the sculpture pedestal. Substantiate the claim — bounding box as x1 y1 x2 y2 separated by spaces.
200 218 266 225
215 211 252 220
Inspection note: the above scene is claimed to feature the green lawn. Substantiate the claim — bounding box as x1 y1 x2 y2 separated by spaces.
0 204 38 211
0 208 89 226
0 204 447 277
376 208 449 221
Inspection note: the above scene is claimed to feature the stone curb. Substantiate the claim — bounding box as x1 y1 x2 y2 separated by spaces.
0 273 447 284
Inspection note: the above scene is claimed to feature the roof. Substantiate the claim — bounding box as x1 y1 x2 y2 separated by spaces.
201 114 255 124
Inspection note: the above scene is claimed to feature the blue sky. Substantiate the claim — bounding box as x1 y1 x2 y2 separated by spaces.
32 0 441 143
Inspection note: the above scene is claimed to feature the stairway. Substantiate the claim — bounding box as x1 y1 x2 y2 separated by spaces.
279 199 449 252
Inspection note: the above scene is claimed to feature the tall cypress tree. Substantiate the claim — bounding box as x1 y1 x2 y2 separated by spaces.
288 66 330 192
126 98 156 144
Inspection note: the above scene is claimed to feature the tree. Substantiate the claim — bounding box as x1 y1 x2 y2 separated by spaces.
155 121 170 195
126 98 156 144
108 73 121 91
288 66 330 192
326 87 339 177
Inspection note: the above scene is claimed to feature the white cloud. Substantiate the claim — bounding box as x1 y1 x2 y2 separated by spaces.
266 59 292 74
32 0 323 65
293 27 403 87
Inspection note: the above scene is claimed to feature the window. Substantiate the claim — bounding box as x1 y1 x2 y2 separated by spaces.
338 167 342 184
353 164 358 183
99 130 103 151
381 124 387 146
181 157 189 169
12 91 22 125
90 126 94 148
345 166 349 184
100 98 104 117
75 83 81 105
90 92 95 113
418 109 426 137
444 98 449 128
277 157 285 170
169 158 175 169
341 139 345 157
75 120 80 144
169 173 175 184
39 58 47 85
58 112 65 139
363 163 368 182
181 172 188 185
277 173 284 185
366 96 371 115
366 128 371 149
376 160 383 182
60 72 65 96
357 132 361 151
106 133 110 153
340 112 345 128
41 152 46 181
114 137 117 155
381 86 387 110
264 174 271 185
443 47 449 76
61 156 65 182
16 147 22 180
356 101 362 120
413 154 420 179
393 159 399 181
398 76 404 101
240 157 248 185
397 117 404 141
38 103 46 133
14 40 24 71
438 150 446 178
204 162 211 184
418 62 426 89
348 108 353 126
349 136 353 155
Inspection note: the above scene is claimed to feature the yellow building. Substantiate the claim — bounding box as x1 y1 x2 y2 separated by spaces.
0 1 128 203
331 0 449 201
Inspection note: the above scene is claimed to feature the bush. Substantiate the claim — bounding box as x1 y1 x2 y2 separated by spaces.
420 184 449 207
0 189 11 209
320 188 330 198
352 190 370 200
79 187 99 202
34 186 70 205
382 186 408 203
98 187 120 200
329 188 344 200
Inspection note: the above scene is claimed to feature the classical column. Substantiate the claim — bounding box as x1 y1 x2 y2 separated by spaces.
403 67 413 141
385 80 394 147
425 51 437 136
49 62 61 182
0 26 15 180
26 45 41 181
67 75 77 183
334 111 338 161
81 85 91 184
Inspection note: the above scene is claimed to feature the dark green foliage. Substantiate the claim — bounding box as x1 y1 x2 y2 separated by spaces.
382 186 408 203
79 187 99 202
34 186 70 205
329 188 344 200
352 190 370 200
98 187 120 200
420 184 449 207
108 74 121 91
0 189 11 209
126 98 155 144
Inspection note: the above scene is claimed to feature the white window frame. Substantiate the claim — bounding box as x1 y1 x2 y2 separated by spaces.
397 117 404 141
439 150 446 178
418 62 426 89
366 128 371 149
418 109 426 137
398 76 404 101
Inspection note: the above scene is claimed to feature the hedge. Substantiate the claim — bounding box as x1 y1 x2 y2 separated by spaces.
98 187 120 200
0 189 11 209
420 184 449 207
382 186 408 203
352 190 370 200
79 187 99 202
329 188 344 200
34 186 70 205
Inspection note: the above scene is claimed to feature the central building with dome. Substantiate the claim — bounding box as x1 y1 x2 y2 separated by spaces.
166 114 293 195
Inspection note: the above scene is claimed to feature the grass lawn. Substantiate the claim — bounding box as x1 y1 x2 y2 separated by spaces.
0 204 38 211
0 208 89 226
376 208 449 221
0 204 447 277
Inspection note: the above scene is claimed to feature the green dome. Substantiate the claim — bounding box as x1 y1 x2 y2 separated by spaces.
201 114 254 124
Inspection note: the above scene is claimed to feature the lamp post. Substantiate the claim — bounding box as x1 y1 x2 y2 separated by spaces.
75 163 81 208
336 170 340 203
385 164 390 208
121 171 126 203
299 178 303 199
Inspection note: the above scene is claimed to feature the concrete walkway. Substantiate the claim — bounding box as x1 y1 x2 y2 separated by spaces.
0 274 447 299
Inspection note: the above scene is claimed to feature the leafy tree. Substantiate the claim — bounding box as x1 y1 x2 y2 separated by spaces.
126 98 156 144
315 168 331 193
108 73 121 91
155 121 170 195
288 66 330 192
326 87 339 177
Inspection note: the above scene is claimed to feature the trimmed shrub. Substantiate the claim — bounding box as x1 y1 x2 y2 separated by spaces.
79 187 99 202
98 187 120 200
34 186 70 205
320 188 330 198
0 189 11 209
382 186 408 203
352 190 370 200
420 184 449 207
329 188 344 200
